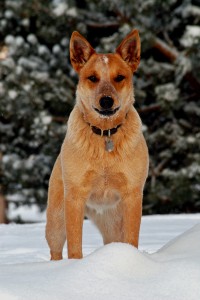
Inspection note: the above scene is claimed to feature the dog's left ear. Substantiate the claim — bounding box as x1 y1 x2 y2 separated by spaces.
116 30 141 73
70 31 96 73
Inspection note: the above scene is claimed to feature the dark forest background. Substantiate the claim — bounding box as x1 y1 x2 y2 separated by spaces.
0 0 200 222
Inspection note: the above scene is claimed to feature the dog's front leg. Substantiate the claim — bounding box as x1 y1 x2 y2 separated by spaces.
65 191 86 259
123 188 143 248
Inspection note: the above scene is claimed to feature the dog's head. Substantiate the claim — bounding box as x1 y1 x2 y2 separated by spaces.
70 30 140 129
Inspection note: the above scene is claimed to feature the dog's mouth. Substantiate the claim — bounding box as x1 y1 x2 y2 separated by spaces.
94 107 120 117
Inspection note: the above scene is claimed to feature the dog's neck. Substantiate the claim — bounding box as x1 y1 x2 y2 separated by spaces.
89 124 122 137
77 105 131 152
88 123 122 152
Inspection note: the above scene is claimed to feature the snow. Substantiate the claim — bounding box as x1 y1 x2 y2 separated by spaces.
52 1 68 17
0 214 200 300
180 25 200 47
7 204 46 224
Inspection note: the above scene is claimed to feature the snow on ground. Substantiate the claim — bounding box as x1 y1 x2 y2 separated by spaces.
0 214 200 300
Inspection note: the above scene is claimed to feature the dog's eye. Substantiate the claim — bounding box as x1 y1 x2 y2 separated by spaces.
115 75 125 82
88 75 98 83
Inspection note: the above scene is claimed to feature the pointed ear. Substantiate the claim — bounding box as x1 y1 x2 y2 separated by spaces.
70 31 95 73
116 30 141 73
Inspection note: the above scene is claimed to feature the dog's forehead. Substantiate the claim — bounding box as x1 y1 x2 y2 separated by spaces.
84 53 130 76
89 55 110 75
94 54 109 68
101 55 109 64
97 53 127 69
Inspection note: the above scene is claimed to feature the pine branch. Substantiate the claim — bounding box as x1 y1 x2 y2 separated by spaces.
153 37 178 62
152 36 200 95
138 104 161 114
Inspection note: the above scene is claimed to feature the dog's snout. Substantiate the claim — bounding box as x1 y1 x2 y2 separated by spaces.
99 96 114 109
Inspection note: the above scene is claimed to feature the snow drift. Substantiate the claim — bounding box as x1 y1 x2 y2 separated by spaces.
0 220 200 300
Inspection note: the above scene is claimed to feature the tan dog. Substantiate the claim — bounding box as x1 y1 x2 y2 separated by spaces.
46 30 149 260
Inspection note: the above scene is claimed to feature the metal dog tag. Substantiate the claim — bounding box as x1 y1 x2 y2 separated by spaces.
105 138 114 152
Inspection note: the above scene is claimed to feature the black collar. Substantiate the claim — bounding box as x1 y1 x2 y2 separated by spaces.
90 124 121 137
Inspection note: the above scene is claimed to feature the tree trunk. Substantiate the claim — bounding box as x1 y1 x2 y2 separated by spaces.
0 192 7 224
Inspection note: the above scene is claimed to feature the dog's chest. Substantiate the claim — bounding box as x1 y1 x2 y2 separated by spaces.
83 162 127 189
83 162 128 213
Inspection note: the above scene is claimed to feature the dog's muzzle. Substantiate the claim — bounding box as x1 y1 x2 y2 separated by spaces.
94 107 119 116
100 96 114 109
94 96 119 116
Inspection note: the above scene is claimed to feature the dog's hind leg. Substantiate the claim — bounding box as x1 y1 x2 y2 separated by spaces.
85 204 124 245
46 156 66 260
102 206 124 244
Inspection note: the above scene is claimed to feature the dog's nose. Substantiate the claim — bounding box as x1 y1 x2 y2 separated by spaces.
99 96 114 109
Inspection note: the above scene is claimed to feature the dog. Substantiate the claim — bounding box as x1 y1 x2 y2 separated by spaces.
46 29 149 260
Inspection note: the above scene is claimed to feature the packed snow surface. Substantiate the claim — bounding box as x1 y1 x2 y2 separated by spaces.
0 214 200 300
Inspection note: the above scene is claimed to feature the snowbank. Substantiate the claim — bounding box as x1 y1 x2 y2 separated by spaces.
0 216 200 300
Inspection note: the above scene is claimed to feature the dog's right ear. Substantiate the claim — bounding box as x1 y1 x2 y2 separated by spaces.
70 31 95 73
